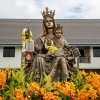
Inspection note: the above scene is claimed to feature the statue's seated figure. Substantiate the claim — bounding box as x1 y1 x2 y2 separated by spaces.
24 7 80 82
48 24 80 81
24 7 56 82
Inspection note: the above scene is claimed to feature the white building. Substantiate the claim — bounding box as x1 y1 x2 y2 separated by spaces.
0 19 100 70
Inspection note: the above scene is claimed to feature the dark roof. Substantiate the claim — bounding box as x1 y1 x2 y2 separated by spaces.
0 19 100 46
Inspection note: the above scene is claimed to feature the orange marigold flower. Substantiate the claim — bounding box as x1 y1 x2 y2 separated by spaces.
14 88 25 100
81 70 87 76
0 96 5 100
43 92 58 100
0 71 7 86
1 85 6 91
39 88 46 95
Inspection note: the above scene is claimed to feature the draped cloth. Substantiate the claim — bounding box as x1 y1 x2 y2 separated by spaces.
25 35 72 82
49 37 70 81
25 34 51 82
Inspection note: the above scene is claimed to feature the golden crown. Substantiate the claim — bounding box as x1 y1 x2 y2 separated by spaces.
41 7 55 19
55 24 63 30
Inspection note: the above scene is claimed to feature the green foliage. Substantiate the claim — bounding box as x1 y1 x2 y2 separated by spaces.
25 72 34 83
0 89 6 97
2 68 26 99
5 86 16 100
31 93 41 100
71 70 88 90
42 73 53 91
22 59 27 69
12 68 26 86
59 92 71 100
25 69 40 83
0 78 17 99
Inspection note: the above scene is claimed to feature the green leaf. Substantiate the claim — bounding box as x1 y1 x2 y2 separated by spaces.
0 89 6 96
42 73 53 91
59 92 71 100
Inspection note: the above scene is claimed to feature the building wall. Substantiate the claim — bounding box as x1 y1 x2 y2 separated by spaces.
79 47 100 69
0 46 100 69
0 47 22 68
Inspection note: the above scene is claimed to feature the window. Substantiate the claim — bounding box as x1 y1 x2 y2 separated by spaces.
79 49 85 57
79 48 90 63
93 47 100 57
3 47 15 57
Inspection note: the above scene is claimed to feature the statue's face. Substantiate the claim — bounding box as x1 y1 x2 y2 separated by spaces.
55 29 62 38
45 17 54 29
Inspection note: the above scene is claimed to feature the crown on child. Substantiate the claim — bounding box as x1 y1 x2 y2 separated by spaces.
41 7 55 19
55 24 63 30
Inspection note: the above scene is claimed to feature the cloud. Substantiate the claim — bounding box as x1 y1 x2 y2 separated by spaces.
0 0 42 18
80 0 100 18
0 0 100 19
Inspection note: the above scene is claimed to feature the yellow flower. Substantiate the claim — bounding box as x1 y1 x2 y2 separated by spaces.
22 30 26 43
49 46 58 54
29 31 33 40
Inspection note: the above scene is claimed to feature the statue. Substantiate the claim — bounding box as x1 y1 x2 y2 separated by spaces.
49 24 70 81
23 7 80 82
25 7 56 82
22 20 34 70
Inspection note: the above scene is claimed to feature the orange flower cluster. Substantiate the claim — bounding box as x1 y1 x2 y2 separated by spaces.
43 92 58 100
53 81 76 97
85 72 100 98
0 96 5 100
27 82 42 96
27 82 47 97
86 72 100 87
14 88 25 100
0 69 100 100
81 70 87 76
26 82 58 100
0 70 7 90
78 84 97 100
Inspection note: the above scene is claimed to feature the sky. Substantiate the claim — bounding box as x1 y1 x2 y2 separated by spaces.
0 0 100 19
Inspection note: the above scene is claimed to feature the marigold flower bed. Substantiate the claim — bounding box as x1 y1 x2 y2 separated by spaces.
0 69 100 100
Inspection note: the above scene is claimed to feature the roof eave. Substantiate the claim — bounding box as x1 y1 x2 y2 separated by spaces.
0 44 22 47
71 44 100 47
